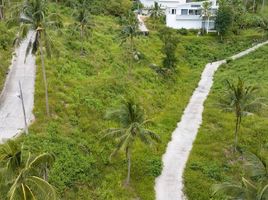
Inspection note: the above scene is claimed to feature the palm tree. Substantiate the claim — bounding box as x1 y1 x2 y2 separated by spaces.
0 140 56 200
0 140 21 168
0 0 4 20
73 0 91 55
212 151 268 199
102 99 161 185
121 12 139 62
220 78 262 151
7 152 56 200
16 0 62 116
149 2 164 29
261 0 265 11
212 177 268 199
201 1 212 34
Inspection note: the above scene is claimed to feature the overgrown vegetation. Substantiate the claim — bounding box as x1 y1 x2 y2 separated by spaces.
25 6 266 199
0 22 14 90
0 0 267 199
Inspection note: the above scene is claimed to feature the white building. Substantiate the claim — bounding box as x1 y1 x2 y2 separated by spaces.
140 0 218 30
140 0 186 8
166 0 218 30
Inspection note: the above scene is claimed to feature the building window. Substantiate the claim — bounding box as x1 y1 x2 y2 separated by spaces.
171 9 176 14
181 9 188 15
189 9 201 15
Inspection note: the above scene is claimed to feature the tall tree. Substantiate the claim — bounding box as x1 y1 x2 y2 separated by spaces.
159 27 179 72
215 2 233 40
220 78 262 151
73 0 91 55
149 2 164 29
202 0 212 34
16 0 62 116
102 99 161 185
120 11 139 68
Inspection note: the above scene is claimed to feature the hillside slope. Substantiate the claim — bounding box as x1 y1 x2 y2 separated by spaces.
2 2 267 200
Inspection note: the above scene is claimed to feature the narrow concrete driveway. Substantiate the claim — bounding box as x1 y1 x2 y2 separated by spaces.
0 31 36 143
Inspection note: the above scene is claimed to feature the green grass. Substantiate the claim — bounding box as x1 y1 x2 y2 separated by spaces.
3 2 267 199
184 44 268 200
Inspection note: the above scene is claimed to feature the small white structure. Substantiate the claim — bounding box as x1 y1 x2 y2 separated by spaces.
166 0 218 30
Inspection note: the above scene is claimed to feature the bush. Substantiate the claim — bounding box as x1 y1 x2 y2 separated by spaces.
159 27 180 71
177 28 188 35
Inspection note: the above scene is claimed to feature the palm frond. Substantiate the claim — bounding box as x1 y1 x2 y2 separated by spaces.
212 182 244 198
144 129 161 143
243 151 267 180
28 153 55 169
258 184 268 200
27 176 57 200
101 128 125 141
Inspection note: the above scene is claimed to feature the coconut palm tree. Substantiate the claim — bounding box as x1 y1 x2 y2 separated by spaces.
220 78 263 151
149 2 164 29
0 0 4 19
121 11 139 60
73 0 91 55
102 99 161 185
212 151 268 199
0 140 56 200
201 0 212 34
0 139 22 172
7 152 56 200
15 0 62 116
212 177 268 199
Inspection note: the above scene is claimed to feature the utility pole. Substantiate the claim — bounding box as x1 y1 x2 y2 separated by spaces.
19 81 29 135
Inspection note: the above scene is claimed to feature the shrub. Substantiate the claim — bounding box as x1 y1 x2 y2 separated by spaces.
177 28 188 35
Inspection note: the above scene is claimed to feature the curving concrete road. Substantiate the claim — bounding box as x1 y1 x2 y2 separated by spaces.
0 31 36 143
155 40 268 200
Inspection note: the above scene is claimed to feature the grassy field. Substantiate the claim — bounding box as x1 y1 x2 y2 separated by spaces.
1 2 265 200
184 44 268 200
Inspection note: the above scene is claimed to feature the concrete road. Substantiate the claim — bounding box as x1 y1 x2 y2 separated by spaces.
0 31 36 143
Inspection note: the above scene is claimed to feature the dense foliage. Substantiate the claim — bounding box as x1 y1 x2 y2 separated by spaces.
0 22 14 90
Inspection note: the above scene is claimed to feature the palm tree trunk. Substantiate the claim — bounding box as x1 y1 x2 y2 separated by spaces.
207 17 210 34
39 38 50 116
0 0 4 20
126 148 131 185
19 81 29 135
234 115 240 152
253 0 256 12
80 25 84 55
